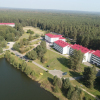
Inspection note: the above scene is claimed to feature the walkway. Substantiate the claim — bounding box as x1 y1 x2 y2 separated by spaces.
81 88 100 100
32 61 48 71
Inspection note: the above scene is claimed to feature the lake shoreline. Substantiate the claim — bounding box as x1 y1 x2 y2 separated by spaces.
3 52 67 100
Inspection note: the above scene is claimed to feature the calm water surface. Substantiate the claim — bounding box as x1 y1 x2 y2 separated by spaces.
0 58 58 100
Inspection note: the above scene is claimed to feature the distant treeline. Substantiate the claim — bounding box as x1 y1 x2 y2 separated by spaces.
0 9 100 50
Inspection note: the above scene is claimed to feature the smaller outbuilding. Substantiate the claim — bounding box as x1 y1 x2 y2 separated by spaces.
0 23 15 27
45 33 66 43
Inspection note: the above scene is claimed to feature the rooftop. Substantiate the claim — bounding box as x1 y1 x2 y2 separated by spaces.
54 40 71 48
93 50 100 57
45 33 62 38
0 23 15 25
59 37 66 39
71 44 90 53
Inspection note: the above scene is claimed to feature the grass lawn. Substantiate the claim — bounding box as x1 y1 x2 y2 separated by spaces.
18 32 30 41
70 78 100 99
34 49 86 77
5 46 9 49
23 26 46 36
11 54 53 81
29 40 41 45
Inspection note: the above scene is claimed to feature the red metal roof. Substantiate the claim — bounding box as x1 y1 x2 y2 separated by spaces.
54 40 71 48
89 50 95 53
45 33 62 38
71 44 90 53
93 50 100 57
59 37 66 39
0 23 15 25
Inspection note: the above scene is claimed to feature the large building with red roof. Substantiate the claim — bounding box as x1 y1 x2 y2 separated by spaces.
54 40 72 54
91 50 100 66
70 44 91 62
0 23 15 27
45 33 100 64
45 33 66 43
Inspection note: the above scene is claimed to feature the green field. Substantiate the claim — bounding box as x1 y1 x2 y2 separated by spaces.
18 33 30 41
35 49 86 77
23 26 46 36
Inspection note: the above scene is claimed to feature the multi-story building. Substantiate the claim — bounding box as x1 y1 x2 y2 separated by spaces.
54 40 72 54
70 44 90 62
0 23 15 27
45 33 66 43
45 33 100 64
87 50 95 63
91 50 100 66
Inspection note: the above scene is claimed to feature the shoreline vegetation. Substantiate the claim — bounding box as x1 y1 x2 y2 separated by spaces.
0 51 96 100
4 51 66 100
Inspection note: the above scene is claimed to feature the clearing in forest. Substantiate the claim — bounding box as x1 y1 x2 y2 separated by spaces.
23 26 46 35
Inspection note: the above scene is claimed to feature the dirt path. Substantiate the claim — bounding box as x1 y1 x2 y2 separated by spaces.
81 88 100 100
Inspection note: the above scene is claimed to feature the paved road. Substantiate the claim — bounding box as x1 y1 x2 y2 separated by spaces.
32 61 48 71
81 88 100 100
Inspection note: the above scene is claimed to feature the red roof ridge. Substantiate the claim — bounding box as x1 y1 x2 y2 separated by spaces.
71 44 90 53
0 23 15 25
46 33 62 38
54 40 71 48
93 50 100 57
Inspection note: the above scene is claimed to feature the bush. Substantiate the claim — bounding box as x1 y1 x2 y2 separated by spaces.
27 29 34 34
30 70 35 76
11 52 15 55
26 50 37 60
25 67 32 75
41 56 47 63
34 34 40 38
0 47 3 53
28 60 32 63
46 70 49 73
28 35 34 41
53 85 59 93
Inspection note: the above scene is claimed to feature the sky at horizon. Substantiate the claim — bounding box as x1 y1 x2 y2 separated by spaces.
0 0 100 12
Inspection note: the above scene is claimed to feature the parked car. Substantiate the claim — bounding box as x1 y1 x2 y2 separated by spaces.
63 72 67 75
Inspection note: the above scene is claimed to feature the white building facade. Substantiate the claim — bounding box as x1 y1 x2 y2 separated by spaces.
91 50 100 66
69 44 90 62
45 33 66 43
54 40 71 54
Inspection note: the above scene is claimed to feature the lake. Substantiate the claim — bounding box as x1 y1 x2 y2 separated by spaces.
0 58 58 100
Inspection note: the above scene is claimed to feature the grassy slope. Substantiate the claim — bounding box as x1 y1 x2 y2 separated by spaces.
18 32 30 41
35 49 86 77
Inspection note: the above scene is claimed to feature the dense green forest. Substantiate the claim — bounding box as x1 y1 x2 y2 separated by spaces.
0 9 100 50
0 25 23 41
